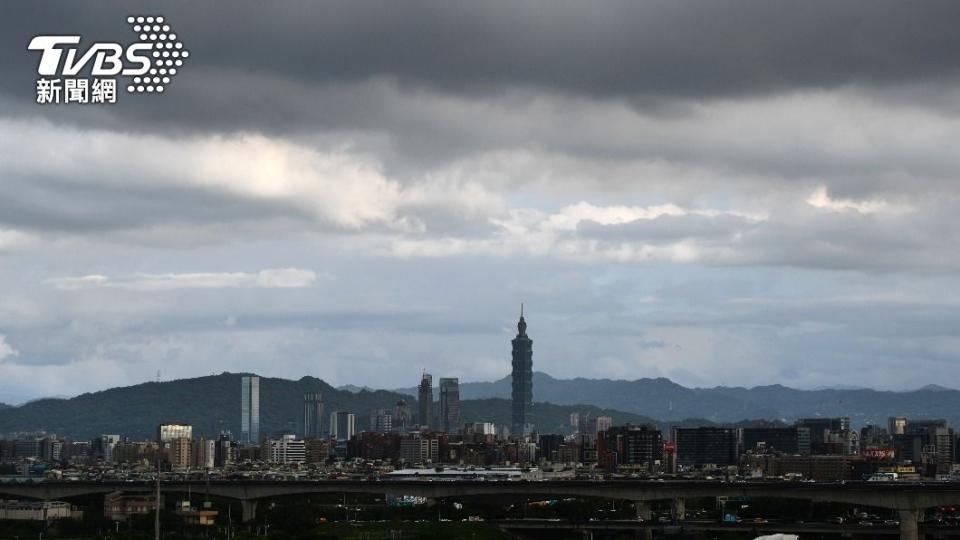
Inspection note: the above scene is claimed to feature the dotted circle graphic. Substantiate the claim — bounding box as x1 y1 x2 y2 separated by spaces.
126 15 188 94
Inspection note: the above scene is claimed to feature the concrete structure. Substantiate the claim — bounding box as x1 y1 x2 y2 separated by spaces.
240 375 260 444
511 304 533 437
5 479 960 538
388 467 542 481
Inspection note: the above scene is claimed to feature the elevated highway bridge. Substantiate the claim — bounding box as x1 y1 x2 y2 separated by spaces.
3 479 959 539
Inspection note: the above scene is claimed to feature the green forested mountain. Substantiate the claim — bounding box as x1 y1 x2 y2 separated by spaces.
0 373 668 439
0 373 399 439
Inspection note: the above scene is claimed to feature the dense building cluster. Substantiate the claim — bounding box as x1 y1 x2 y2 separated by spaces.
4 415 960 484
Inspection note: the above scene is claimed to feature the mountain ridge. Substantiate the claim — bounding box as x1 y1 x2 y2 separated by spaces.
5 372 959 438
392 371 960 428
0 373 678 439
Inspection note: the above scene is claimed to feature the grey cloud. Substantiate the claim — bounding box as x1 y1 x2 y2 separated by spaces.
3 1 960 399
567 199 960 272
3 1 960 133
0 171 313 234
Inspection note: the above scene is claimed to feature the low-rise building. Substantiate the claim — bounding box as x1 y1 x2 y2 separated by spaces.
104 491 157 522
0 499 72 521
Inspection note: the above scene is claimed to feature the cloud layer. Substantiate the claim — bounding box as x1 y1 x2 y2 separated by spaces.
1 1 959 402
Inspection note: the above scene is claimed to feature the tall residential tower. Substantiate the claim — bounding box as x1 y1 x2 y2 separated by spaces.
303 392 324 439
511 305 533 437
240 375 260 444
418 372 433 429
439 377 460 433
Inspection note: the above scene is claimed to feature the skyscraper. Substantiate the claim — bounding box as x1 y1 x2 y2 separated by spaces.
418 372 433 429
511 304 533 437
240 375 260 444
303 392 324 439
439 377 460 433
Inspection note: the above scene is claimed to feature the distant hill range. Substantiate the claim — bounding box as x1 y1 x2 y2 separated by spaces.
2 371 955 440
390 372 960 428
0 373 704 440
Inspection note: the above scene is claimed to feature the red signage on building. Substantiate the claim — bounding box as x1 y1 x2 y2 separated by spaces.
863 447 894 460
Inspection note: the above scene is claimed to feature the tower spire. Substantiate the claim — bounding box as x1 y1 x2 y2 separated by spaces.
520 302 524 318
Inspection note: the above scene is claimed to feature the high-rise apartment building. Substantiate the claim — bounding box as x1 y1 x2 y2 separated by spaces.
168 437 192 471
672 427 739 468
511 305 533 437
330 411 356 442
369 409 393 433
439 377 460 433
263 434 306 464
214 432 234 468
394 400 410 433
191 438 216 469
93 434 121 462
240 375 260 444
418 372 433 429
303 392 324 439
400 433 439 464
597 424 663 472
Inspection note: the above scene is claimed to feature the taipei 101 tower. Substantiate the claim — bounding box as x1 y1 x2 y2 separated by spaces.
511 304 533 437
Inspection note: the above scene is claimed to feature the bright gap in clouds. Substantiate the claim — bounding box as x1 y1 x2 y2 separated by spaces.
45 268 323 291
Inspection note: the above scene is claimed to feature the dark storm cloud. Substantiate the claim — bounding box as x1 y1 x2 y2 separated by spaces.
3 0 960 133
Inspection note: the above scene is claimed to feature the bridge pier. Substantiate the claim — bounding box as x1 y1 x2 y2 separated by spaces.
240 499 259 523
634 500 651 521
671 498 686 521
898 509 919 540
633 501 652 540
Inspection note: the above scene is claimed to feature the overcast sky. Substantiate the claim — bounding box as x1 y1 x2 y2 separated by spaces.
2 1 960 403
